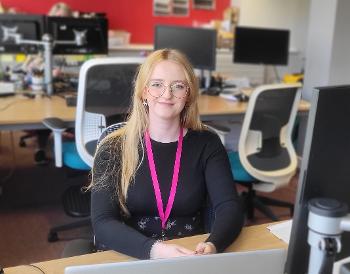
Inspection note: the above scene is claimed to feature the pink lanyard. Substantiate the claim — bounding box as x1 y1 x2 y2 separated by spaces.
144 127 184 229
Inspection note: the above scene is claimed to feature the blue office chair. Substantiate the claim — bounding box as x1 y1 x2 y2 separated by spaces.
229 83 302 221
43 56 145 242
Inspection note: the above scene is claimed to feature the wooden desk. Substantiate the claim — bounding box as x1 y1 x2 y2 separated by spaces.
0 94 310 130
0 95 75 130
4 223 287 274
199 94 309 121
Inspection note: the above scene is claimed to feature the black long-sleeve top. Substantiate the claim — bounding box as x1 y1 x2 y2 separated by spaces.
91 129 244 259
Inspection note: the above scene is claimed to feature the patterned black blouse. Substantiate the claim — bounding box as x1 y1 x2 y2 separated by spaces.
91 129 244 259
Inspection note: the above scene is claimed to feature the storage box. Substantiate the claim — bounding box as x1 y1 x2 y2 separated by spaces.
108 30 131 46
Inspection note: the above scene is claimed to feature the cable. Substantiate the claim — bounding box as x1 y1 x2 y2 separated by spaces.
25 264 46 274
0 100 19 112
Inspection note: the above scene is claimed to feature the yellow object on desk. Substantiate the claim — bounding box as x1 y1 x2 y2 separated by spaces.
283 73 304 84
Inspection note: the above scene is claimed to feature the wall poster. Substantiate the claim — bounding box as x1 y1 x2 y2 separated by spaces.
153 0 189 16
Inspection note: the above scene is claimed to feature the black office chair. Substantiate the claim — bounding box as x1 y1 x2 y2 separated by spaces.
43 56 145 242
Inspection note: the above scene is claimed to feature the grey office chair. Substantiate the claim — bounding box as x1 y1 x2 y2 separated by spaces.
43 56 145 241
228 83 302 221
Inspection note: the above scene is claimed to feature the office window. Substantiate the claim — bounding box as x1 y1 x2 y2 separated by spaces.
153 0 189 16
193 0 215 10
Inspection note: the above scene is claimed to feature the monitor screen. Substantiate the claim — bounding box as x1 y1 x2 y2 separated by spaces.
233 26 290 66
154 25 217 71
284 85 350 273
0 14 45 54
47 16 108 55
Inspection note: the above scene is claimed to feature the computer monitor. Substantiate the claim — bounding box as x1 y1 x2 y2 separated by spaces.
65 249 287 274
0 14 45 54
154 25 217 71
284 85 350 273
46 16 108 55
233 26 290 66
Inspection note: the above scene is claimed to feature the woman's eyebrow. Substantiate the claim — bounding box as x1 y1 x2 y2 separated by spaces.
149 79 187 83
149 78 164 81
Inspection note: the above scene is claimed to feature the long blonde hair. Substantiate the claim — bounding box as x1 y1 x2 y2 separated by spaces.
91 49 204 214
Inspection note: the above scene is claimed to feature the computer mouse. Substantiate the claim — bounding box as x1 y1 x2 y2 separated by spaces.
235 93 249 102
201 87 221 96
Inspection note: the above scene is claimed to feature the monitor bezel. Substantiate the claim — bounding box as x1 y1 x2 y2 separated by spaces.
284 85 350 273
233 26 290 66
0 13 45 54
46 16 108 55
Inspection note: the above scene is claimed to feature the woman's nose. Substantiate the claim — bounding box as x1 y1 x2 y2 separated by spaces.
162 85 173 98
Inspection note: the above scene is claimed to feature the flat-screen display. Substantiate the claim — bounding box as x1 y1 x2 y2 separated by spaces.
154 25 217 71
284 85 350 273
0 14 45 54
47 16 108 55
233 26 290 65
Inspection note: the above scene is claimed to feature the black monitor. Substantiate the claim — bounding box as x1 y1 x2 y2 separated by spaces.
154 25 217 71
46 16 108 55
0 14 45 54
284 85 350 273
233 26 290 65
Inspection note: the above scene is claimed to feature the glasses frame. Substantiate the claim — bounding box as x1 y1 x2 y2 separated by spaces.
146 80 189 99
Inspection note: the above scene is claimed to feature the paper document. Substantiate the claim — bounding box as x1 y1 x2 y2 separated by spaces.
267 220 292 244
219 93 238 101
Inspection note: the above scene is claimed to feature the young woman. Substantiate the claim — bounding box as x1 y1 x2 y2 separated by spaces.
90 49 243 259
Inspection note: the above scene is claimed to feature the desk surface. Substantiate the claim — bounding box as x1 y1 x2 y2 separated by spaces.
0 95 76 130
0 94 310 130
4 222 287 274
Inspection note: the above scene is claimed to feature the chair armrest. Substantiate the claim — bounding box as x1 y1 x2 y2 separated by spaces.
42 117 68 168
204 122 230 144
43 117 69 131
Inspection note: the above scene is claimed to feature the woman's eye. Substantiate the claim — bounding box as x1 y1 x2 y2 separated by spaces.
151 82 162 88
174 84 185 90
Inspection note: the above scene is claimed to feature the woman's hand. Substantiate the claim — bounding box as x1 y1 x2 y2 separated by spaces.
195 242 217 255
150 242 194 259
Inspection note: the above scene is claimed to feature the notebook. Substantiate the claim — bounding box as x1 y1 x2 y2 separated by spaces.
65 248 287 274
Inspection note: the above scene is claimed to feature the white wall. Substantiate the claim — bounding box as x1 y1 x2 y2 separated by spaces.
329 0 350 84
237 0 310 53
223 0 310 85
302 0 337 100
303 0 350 100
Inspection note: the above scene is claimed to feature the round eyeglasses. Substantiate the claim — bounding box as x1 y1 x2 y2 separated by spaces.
147 80 189 99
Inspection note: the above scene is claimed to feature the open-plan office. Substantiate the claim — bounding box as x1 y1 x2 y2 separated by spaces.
1 0 350 274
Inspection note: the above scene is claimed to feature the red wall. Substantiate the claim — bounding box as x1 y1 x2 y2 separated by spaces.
1 0 230 43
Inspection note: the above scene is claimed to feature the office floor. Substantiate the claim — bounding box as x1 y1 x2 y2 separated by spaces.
0 131 296 268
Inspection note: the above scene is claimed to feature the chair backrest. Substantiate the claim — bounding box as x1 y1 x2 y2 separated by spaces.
238 83 302 192
97 122 127 145
75 57 145 167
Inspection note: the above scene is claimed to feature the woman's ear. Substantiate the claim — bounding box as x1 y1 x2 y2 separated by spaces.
142 88 148 100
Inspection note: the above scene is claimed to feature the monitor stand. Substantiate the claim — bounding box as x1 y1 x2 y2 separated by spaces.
263 65 270 84
200 70 221 96
263 65 281 84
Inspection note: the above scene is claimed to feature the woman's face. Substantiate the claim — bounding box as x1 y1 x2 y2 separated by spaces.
143 60 188 123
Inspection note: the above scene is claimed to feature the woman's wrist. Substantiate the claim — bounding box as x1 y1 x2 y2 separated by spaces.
149 240 164 259
205 241 217 253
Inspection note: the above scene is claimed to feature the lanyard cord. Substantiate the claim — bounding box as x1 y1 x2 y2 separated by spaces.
144 128 184 229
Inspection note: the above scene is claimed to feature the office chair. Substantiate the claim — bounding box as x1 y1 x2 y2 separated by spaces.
228 83 302 221
19 129 51 164
43 56 145 242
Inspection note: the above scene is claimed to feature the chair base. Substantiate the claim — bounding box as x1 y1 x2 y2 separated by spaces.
241 185 294 221
48 217 91 242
